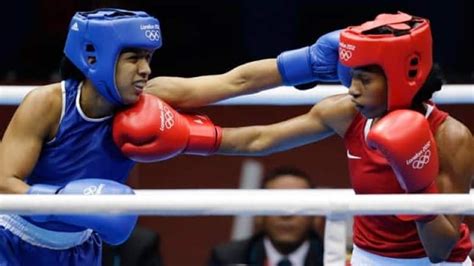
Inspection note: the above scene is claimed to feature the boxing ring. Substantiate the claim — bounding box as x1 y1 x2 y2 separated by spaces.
0 84 473 265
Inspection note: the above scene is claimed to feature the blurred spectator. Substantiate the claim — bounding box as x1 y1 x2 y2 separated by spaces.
102 226 163 266
208 166 324 266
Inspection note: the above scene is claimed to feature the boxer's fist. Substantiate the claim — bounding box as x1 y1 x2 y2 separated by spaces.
28 179 137 245
113 94 189 162
367 110 439 193
277 30 351 87
113 94 221 162
367 110 439 221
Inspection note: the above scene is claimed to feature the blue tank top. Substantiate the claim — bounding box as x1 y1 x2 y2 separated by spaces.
26 79 134 186
24 79 135 231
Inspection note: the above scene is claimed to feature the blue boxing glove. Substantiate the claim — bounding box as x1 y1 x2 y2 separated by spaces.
28 179 137 245
277 30 352 87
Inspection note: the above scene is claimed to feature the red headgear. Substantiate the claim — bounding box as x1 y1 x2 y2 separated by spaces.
339 12 432 111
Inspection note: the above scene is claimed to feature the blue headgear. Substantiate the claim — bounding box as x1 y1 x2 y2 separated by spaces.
64 8 162 105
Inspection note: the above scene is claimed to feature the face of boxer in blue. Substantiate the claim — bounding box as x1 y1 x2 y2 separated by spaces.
115 48 153 105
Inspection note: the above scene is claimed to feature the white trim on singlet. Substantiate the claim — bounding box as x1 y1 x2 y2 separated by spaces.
45 81 67 145
424 103 435 118
75 83 112 122
363 118 373 144
0 215 93 250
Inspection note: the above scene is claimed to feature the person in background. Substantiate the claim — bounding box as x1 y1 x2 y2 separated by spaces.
208 166 324 266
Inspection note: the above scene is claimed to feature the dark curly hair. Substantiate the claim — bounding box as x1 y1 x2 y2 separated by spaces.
59 56 85 81
411 63 445 108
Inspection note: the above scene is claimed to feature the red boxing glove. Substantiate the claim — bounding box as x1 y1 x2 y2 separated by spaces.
367 110 439 222
113 94 222 162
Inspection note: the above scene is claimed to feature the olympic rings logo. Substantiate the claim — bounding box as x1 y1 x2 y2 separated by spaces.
145 30 161 42
162 105 175 129
411 150 431 169
339 48 352 61
82 184 105 195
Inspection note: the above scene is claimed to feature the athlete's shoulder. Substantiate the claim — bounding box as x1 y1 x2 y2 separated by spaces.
316 93 356 112
20 82 63 127
312 94 358 136
23 82 62 111
436 116 473 150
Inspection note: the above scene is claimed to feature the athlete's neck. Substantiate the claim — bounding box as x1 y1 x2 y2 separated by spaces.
373 104 429 125
80 80 115 118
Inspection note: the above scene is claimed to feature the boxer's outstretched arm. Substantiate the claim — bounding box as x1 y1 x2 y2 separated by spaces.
217 94 355 156
415 117 473 262
145 59 281 108
0 84 62 194
146 30 351 109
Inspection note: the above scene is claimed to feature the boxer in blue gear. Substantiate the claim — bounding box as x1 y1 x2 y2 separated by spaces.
0 8 162 265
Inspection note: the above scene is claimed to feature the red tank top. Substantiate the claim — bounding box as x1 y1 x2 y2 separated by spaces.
343 105 472 261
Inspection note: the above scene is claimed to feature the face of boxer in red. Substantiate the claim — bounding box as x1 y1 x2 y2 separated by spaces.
349 65 388 118
261 175 314 254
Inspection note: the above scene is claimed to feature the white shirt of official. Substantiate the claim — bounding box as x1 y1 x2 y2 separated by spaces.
264 237 310 266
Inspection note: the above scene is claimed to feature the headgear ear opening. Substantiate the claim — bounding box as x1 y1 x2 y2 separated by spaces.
408 55 420 79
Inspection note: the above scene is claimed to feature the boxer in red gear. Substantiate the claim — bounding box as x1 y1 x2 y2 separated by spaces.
144 12 473 265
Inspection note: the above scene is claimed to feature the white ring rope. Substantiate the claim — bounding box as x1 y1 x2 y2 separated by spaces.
0 84 472 106
216 85 474 106
1 189 474 215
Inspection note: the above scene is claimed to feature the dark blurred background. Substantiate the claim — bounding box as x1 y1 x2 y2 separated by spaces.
0 1 473 265
0 0 473 84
